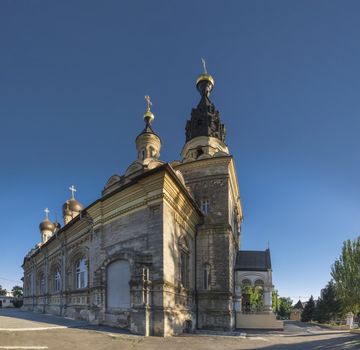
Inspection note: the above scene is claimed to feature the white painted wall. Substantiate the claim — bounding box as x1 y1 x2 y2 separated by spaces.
0 296 14 308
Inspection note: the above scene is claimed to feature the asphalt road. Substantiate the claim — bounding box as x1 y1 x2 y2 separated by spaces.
0 308 359 350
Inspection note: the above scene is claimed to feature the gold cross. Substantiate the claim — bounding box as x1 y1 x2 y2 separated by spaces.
201 58 207 74
144 95 152 112
69 185 77 199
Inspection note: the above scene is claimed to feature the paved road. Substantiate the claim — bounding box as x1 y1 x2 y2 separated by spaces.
0 308 88 330
0 309 359 350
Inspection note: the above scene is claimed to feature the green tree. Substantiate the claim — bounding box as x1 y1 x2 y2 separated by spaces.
331 237 360 314
11 285 24 308
314 281 342 323
301 295 316 322
0 285 7 296
250 286 264 310
278 297 293 319
11 285 23 299
242 284 264 312
272 289 279 313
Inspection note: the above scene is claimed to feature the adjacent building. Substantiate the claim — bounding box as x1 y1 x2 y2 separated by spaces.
0 293 14 308
290 300 304 321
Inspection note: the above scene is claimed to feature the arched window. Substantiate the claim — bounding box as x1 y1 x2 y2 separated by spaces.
75 258 88 289
149 146 155 157
107 260 130 309
179 237 190 288
242 279 252 286
201 199 210 214
254 279 264 287
203 264 211 290
54 268 61 292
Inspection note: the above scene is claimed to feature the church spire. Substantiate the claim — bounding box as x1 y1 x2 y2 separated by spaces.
122 95 164 178
185 59 226 143
135 95 161 162
181 60 229 161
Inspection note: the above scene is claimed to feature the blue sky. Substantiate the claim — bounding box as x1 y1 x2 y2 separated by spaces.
1 0 359 302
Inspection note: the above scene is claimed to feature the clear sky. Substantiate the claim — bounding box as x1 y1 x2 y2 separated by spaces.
1 0 359 303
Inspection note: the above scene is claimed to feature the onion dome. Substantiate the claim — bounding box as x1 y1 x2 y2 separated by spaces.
124 96 165 178
39 219 55 232
62 185 84 225
62 198 84 214
135 95 161 162
39 208 55 243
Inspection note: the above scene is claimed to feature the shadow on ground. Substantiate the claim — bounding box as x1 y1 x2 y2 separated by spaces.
252 334 360 350
0 308 131 335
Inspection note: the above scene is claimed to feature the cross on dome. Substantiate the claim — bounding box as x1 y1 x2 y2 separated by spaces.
195 58 215 91
143 95 155 126
201 57 208 74
144 95 152 112
69 185 77 199
44 207 50 219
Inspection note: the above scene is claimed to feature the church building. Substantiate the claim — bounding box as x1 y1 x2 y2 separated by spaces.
22 64 280 336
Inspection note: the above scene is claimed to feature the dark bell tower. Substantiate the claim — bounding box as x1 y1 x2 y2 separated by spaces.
185 68 226 143
176 60 243 332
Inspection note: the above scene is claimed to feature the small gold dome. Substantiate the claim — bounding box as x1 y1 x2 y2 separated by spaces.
39 218 55 233
144 110 154 124
62 198 83 216
196 73 215 87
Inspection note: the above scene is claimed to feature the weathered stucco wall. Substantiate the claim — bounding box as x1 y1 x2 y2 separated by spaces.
23 166 202 336
175 156 241 331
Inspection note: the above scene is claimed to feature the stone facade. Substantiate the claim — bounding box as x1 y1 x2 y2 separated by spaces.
175 156 241 331
22 67 276 336
23 167 202 336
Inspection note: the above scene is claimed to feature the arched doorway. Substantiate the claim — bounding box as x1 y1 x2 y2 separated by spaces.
106 260 130 309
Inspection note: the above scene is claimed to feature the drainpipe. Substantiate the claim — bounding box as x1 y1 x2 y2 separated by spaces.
194 219 204 331
233 265 236 330
195 226 198 330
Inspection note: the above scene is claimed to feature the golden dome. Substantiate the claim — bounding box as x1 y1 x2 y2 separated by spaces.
143 95 155 125
39 218 55 233
39 208 55 233
62 198 83 216
144 110 154 124
196 58 215 87
196 73 215 87
62 185 84 219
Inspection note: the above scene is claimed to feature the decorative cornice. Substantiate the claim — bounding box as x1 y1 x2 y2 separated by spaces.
100 193 164 226
176 155 232 171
